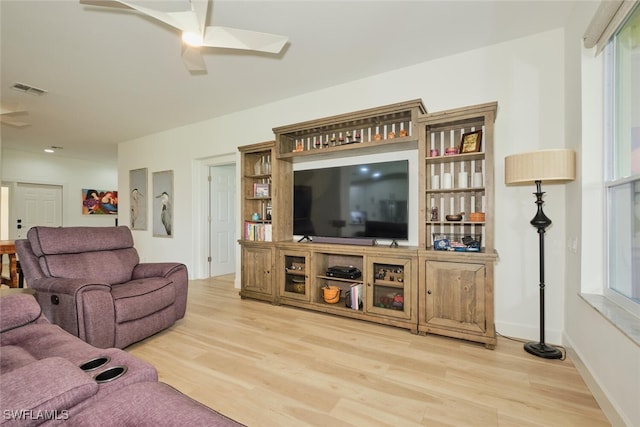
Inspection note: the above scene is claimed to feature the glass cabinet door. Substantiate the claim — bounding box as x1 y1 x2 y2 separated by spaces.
280 251 310 301
367 257 413 320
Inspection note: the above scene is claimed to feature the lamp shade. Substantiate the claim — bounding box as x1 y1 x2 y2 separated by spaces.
504 149 576 185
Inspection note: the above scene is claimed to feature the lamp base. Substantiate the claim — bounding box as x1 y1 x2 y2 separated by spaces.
524 342 562 359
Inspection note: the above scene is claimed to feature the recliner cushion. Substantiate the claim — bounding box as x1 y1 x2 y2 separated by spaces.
38 249 139 284
111 278 175 323
28 226 134 256
27 226 140 284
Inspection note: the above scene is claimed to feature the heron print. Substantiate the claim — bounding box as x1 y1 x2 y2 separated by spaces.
156 191 172 236
129 168 148 230
152 170 173 237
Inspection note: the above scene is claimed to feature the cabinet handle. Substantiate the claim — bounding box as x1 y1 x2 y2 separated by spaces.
367 282 371 287
427 290 432 295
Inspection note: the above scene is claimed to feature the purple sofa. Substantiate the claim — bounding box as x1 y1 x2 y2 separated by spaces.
15 226 188 349
0 293 242 426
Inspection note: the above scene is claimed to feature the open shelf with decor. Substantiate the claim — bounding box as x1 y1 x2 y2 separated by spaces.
239 141 292 303
312 251 364 309
240 142 274 242
419 102 497 251
273 99 426 161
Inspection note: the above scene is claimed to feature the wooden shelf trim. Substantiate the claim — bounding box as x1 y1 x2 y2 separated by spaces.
426 152 485 164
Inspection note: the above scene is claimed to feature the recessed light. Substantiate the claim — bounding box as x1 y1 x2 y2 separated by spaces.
44 146 63 153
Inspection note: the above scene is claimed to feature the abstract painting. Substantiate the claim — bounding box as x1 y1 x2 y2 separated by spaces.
82 189 118 215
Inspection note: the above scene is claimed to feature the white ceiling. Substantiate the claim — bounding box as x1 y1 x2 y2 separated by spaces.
0 0 581 162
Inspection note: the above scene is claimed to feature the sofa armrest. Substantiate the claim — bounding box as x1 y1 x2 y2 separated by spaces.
0 294 43 333
27 277 111 296
132 262 186 280
28 279 116 348
0 357 98 424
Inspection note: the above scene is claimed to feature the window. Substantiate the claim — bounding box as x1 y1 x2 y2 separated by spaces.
605 4 640 314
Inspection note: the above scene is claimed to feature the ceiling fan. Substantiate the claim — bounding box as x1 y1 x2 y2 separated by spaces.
80 0 288 72
0 105 30 128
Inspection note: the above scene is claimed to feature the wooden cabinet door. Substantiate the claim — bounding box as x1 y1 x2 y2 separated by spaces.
241 246 273 298
424 260 486 335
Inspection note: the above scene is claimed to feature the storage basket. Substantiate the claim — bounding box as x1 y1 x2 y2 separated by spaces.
291 278 305 294
322 285 341 303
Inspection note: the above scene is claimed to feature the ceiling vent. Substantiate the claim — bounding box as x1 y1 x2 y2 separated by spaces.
11 82 47 96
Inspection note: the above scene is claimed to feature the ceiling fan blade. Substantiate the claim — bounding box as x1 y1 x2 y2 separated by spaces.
79 0 132 9
181 43 206 72
0 116 30 128
0 106 27 115
202 26 287 54
189 0 209 35
87 0 201 34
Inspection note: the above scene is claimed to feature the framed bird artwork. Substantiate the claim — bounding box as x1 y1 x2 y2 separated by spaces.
153 170 173 238
129 168 148 230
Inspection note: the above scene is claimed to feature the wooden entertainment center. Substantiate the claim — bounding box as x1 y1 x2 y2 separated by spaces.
239 99 498 348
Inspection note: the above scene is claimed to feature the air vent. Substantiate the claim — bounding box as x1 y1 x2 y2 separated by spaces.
11 82 47 96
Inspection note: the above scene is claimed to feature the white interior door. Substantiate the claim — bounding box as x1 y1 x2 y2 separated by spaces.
13 183 63 239
209 165 236 277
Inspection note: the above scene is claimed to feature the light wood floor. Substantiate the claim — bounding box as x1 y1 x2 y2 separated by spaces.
127 275 610 427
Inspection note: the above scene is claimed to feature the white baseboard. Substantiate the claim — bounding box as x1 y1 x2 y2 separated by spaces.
565 346 627 427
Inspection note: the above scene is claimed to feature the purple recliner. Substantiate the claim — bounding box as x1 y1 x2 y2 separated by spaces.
15 226 188 349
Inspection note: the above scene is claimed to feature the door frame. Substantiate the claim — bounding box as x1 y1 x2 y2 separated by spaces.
1 180 64 240
195 153 239 283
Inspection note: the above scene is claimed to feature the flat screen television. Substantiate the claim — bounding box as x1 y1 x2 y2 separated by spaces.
293 160 409 242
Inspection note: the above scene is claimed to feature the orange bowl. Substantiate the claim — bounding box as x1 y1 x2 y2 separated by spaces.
322 285 341 304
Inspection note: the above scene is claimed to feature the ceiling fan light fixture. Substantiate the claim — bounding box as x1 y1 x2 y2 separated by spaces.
182 31 203 47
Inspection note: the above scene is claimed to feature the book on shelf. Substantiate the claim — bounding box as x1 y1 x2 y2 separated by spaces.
253 183 270 198
244 221 272 241
348 283 363 310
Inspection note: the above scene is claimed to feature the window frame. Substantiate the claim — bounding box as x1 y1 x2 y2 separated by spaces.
603 5 640 318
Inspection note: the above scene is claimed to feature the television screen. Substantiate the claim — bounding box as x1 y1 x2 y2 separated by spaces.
293 160 409 241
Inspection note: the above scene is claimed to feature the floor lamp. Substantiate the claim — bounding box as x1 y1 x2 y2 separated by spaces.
504 149 576 359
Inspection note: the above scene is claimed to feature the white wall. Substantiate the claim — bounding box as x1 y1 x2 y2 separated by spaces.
1 149 118 231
